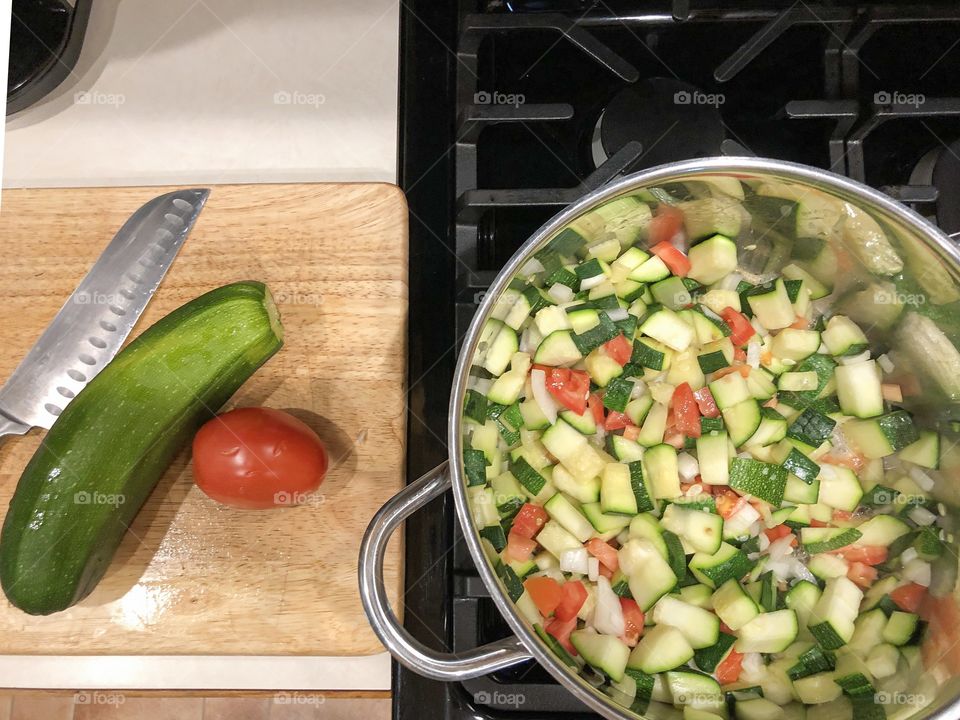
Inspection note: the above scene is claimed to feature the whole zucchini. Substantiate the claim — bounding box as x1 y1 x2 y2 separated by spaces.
0 281 284 615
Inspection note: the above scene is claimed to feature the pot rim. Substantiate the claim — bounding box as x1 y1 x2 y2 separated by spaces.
447 156 960 720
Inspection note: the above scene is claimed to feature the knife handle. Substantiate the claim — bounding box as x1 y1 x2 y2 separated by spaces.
0 415 30 440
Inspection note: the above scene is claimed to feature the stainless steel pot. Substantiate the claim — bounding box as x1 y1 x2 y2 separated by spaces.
360 157 960 719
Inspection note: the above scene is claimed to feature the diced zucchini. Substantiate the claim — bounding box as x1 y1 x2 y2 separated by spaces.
822 316 869 357
628 624 695 674
835 360 883 419
534 329 583 365
652 596 721 649
697 431 730 486
544 492 595 542
808 577 863 650
746 279 795 330
712 578 760 630
689 542 753 589
661 504 724 555
842 411 919 459
898 430 940 469
687 234 739 285
735 609 799 653
641 305 697 352
644 443 682 499
571 629 631 682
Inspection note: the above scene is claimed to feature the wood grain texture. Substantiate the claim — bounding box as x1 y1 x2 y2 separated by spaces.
0 184 407 655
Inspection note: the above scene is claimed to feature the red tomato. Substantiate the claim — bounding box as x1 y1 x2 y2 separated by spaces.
505 532 537 562
651 240 691 277
604 412 634 431
622 425 641 441
847 562 879 589
543 368 590 415
891 583 927 613
715 649 744 685
832 545 887 566
524 576 564 616
585 538 620 572
511 503 549 539
620 598 645 646
192 407 328 509
649 205 685 246
589 394 605 426
809 519 829 528
555 580 588 621
733 347 747 363
545 615 578 654
832 509 854 523
672 383 701 438
693 387 721 418
664 428 686 449
764 524 794 542
720 307 755 346
604 334 633 366
715 489 745 519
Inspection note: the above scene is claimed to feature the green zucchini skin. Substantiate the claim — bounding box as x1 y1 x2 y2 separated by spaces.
0 281 284 615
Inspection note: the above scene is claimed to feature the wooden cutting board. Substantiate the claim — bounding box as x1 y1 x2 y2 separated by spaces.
0 183 407 656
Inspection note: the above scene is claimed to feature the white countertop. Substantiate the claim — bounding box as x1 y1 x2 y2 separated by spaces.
3 0 399 187
1 0 399 691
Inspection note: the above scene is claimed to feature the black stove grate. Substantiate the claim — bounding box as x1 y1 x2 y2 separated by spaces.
397 2 960 718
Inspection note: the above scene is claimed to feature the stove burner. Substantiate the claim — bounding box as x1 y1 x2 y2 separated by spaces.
593 77 726 170
932 140 960 236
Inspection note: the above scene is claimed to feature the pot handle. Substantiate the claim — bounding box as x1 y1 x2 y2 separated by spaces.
359 460 534 681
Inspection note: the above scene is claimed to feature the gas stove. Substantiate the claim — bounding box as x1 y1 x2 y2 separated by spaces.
398 2 960 717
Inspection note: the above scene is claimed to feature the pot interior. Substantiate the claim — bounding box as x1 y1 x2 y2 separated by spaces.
456 160 960 720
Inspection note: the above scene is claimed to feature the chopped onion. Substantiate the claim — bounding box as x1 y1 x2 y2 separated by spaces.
520 257 546 276
746 341 761 369
699 304 724 322
750 316 769 337
838 350 871 365
561 548 590 575
547 283 575 304
616 529 630 546
740 653 765 683
817 342 829 354
677 452 700 481
630 379 648 398
725 503 760 537
606 307 629 322
768 535 795 562
901 547 919 566
592 576 626 636
580 274 607 291
588 557 601 582
717 272 743 291
903 558 932 587
531 369 559 424
468 376 493 395
535 553 557 571
767 558 793 581
909 506 938 527
909 465 935 492
758 533 771 552
877 353 895 373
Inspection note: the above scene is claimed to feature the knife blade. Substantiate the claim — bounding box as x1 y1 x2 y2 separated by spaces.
0 188 210 438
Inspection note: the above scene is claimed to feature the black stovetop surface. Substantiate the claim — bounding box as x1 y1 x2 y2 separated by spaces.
397 2 960 718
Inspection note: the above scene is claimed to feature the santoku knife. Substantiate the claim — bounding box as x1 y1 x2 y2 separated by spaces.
0 188 210 439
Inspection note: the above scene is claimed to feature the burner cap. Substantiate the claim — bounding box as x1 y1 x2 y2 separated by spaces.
593 78 726 169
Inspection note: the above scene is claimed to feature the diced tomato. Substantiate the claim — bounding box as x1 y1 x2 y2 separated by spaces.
620 598 645 646
710 364 751 379
764 524 793 542
718 621 734 635
649 205 685 247
721 307 756 346
511 503 549 539
763 397 778 409
604 411 634 431
847 561 879 589
542 367 590 415
664 428 685 449
809 518 828 528
505 532 537 562
881 383 903 403
760 350 773 366
586 538 620 572
545 615 578 654
715 489 746 519
733 347 747 362
891 583 927 613
524 576 564 616
822 452 866 473
671 382 701 438
715 649 744 685
555 580 588 622
599 563 614 579
790 315 810 330
589 393 605 426
622 424 641 441
832 545 887 566
650 240 691 277
832 509 854 523
693 387 721 418
604 334 633 366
